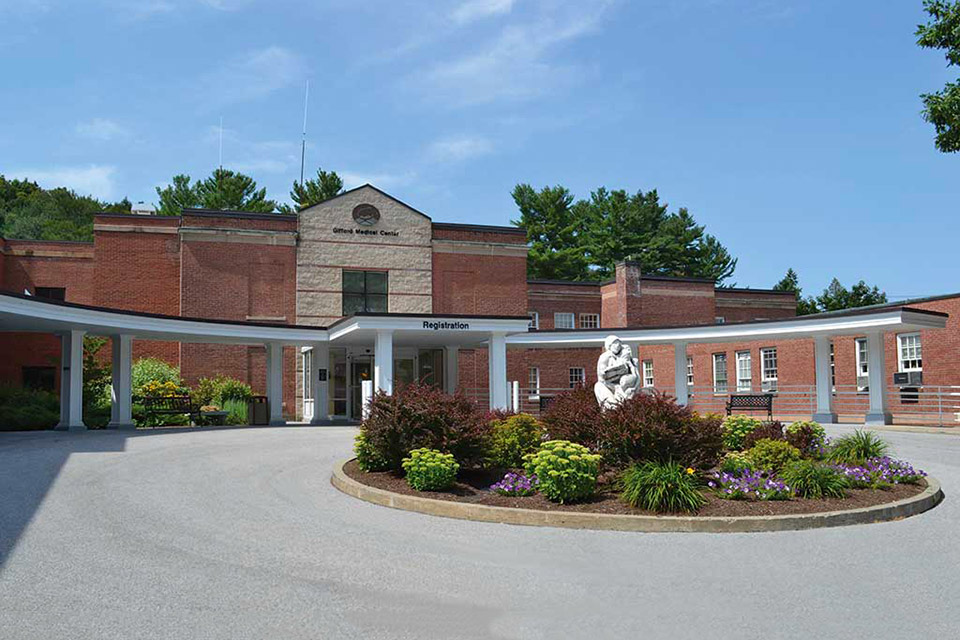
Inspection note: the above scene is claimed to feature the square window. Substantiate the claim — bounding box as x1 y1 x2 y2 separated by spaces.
342 270 389 315
736 351 752 392
555 313 575 330
579 313 599 329
898 333 922 372
642 360 654 387
35 287 66 301
528 312 539 330
22 366 56 392
569 367 585 388
713 353 728 394
528 367 540 393
342 271 366 293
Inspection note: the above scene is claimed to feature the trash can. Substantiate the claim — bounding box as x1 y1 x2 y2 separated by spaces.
248 395 269 425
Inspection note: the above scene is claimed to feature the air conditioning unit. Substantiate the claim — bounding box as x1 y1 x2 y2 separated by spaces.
893 372 923 387
761 380 777 393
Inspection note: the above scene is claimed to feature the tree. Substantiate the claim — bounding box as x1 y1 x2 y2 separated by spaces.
154 169 277 215
916 0 960 152
278 167 344 213
512 183 737 283
773 269 887 315
773 268 817 315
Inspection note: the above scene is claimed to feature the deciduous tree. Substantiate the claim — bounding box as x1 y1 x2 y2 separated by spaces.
916 0 960 152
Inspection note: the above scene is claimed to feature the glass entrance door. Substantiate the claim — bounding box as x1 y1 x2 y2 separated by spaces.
349 356 373 420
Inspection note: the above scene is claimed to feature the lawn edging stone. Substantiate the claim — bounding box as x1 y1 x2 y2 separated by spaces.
331 458 944 533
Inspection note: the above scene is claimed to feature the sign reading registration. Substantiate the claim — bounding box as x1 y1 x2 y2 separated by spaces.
423 320 470 330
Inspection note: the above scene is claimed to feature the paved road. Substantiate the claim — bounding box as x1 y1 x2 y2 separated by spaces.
0 424 958 639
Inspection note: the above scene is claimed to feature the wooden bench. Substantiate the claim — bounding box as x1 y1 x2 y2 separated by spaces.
137 395 201 425
726 394 773 420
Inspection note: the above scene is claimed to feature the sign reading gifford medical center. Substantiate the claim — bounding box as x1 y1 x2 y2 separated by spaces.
423 320 470 330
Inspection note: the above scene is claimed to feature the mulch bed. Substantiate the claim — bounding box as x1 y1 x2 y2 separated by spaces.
343 459 927 518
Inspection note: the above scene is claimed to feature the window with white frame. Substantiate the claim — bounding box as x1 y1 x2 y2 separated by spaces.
303 350 313 401
642 360 654 387
713 353 728 393
528 367 540 394
898 333 922 372
715 317 726 325
760 347 778 390
528 311 539 329
855 338 869 391
686 356 694 387
736 351 752 392
569 367 585 388
579 313 599 329
555 312 575 329
829 341 836 391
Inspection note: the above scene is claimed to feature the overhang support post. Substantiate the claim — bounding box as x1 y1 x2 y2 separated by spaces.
55 329 86 431
107 334 134 430
488 332 508 411
813 335 837 423
266 342 285 426
865 331 892 425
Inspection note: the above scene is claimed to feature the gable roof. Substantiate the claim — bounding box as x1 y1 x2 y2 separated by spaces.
297 184 432 221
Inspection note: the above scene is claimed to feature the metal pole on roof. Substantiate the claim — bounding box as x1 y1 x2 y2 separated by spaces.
300 80 309 188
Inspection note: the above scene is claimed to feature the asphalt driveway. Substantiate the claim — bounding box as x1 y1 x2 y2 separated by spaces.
0 424 958 639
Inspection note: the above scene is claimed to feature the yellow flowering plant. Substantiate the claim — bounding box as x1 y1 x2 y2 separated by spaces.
523 440 601 504
401 448 459 491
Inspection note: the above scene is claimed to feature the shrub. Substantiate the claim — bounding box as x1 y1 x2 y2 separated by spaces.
620 461 705 513
402 448 459 491
836 457 927 488
742 421 785 450
539 386 602 448
132 358 182 392
485 413 544 468
523 440 601 503
354 431 390 472
490 472 539 496
746 438 801 473
222 398 248 426
780 460 848 499
722 415 764 450
360 383 489 471
192 375 254 407
785 420 826 455
828 430 889 465
589 392 724 471
709 470 792 501
719 451 756 474
0 385 60 431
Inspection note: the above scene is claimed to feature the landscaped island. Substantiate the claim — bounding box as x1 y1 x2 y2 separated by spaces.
343 384 932 524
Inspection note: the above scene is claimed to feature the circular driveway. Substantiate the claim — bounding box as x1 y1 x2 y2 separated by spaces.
0 424 957 639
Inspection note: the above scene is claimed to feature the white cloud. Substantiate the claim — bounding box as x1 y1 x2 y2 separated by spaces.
414 1 614 105
75 118 130 142
201 46 306 107
427 134 494 162
10 165 118 200
450 0 515 24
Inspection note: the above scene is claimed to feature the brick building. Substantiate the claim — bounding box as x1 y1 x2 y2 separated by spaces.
1 184 956 424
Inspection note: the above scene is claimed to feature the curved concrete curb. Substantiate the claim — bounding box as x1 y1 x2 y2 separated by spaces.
331 459 944 533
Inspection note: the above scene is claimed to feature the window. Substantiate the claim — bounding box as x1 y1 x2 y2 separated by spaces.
303 350 313 400
342 270 388 315
579 313 599 329
761 347 778 391
569 367 585 388
555 312 575 329
22 366 55 392
713 353 728 394
528 312 539 330
686 356 694 387
855 338 869 391
715 317 726 325
830 341 836 391
34 287 65 301
528 367 540 394
736 351 752 392
642 360 654 387
898 333 922 372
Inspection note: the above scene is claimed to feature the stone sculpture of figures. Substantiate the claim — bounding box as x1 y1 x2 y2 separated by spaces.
594 335 641 410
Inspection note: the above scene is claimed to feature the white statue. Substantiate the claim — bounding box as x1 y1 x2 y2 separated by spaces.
594 335 641 410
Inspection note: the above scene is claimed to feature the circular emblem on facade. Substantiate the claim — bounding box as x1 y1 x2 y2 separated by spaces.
352 204 380 226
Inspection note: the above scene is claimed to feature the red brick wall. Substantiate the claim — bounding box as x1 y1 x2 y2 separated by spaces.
638 278 716 327
528 282 601 329
432 251 527 316
715 289 797 323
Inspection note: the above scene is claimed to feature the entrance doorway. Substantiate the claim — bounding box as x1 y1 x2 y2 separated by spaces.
349 355 372 420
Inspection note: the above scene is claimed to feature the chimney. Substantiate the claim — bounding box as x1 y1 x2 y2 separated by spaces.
602 261 643 328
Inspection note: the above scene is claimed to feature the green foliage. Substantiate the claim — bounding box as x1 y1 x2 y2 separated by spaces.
828 430 890 465
746 439 801 473
722 415 763 450
222 398 249 426
720 451 756 474
354 431 390 472
773 271 887 315
0 175 130 242
785 420 826 454
511 183 736 284
278 167 343 213
132 358 182 394
485 413 544 469
0 385 60 431
401 448 459 491
191 375 252 407
916 1 960 152
741 420 785 450
619 461 705 513
130 358 188 427
155 169 277 215
82 336 112 428
772 268 816 314
523 440 601 504
780 460 848 499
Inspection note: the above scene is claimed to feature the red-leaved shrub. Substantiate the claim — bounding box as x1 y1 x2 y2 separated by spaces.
540 386 603 449
360 383 490 471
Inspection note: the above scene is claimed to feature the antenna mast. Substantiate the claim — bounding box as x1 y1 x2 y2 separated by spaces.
300 80 309 187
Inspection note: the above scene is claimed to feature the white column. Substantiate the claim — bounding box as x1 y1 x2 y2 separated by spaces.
865 331 892 425
374 329 394 395
511 381 520 413
361 380 374 420
309 343 330 425
55 329 86 431
812 335 837 423
488 332 508 411
265 342 285 425
107 334 134 430
673 341 689 406
443 346 459 394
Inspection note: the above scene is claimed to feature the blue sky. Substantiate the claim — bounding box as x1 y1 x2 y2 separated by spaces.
1 0 957 298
